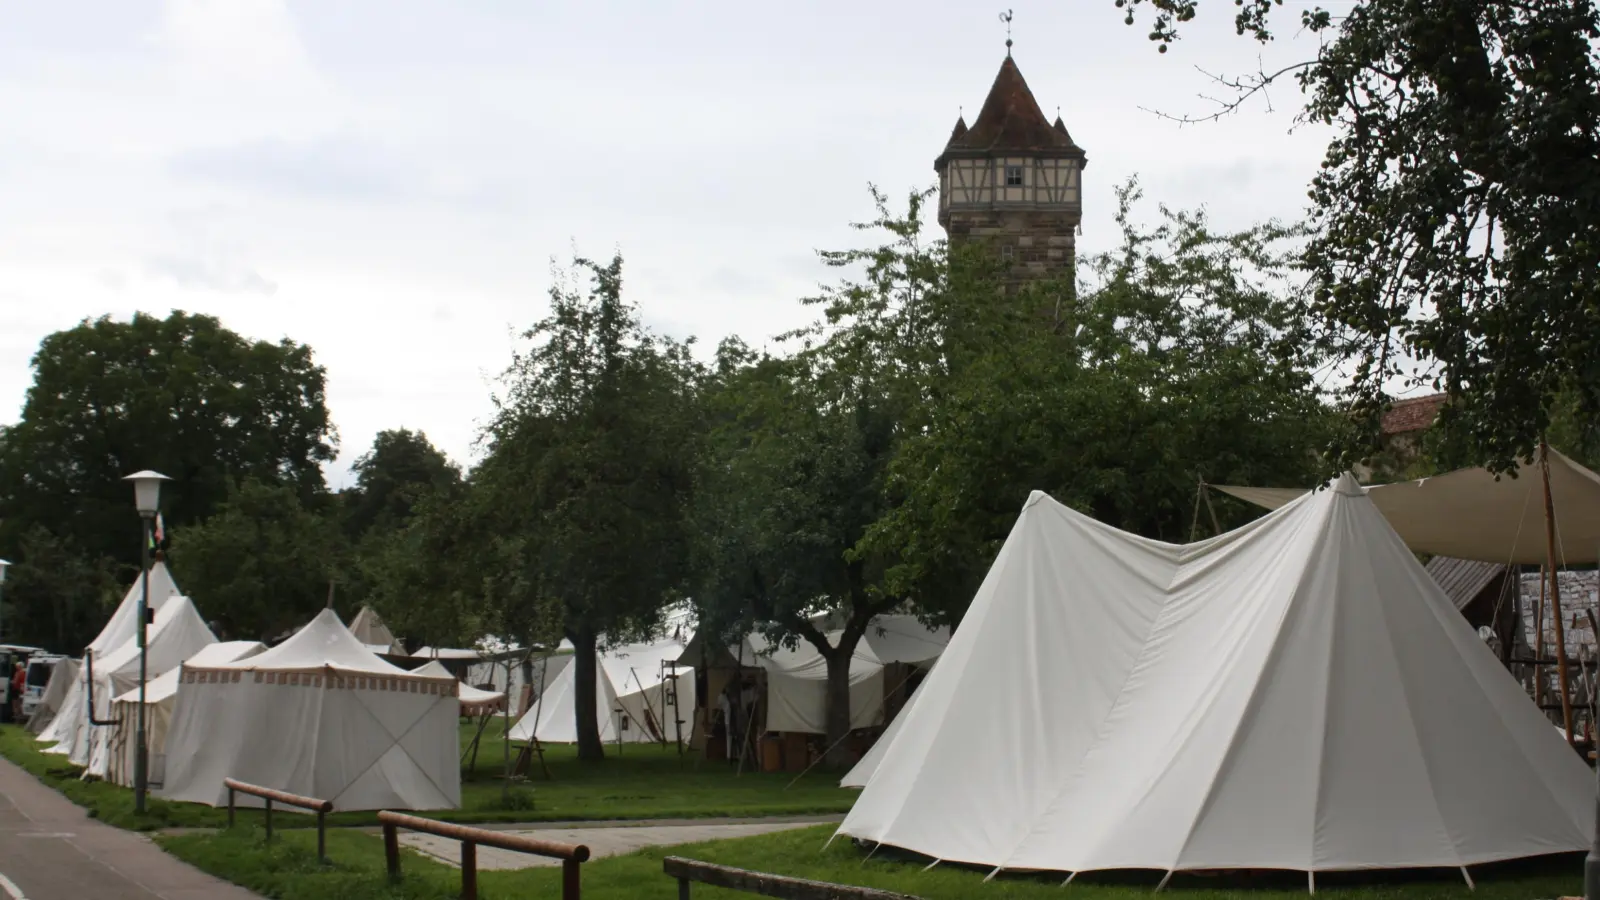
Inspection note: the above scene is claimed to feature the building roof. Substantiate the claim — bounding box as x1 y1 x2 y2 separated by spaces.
1382 393 1447 435
936 56 1085 167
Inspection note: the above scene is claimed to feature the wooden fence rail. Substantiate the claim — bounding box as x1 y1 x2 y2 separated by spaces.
223 777 334 863
663 856 924 900
379 810 590 900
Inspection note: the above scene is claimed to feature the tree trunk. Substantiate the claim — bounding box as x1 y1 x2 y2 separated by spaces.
820 630 862 768
570 626 606 762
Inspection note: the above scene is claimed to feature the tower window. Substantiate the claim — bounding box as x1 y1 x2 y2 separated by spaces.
1004 165 1024 186
1001 245 1015 262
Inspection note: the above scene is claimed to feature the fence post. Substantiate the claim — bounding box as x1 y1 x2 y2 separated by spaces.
678 876 691 900
264 797 273 841
316 809 326 864
226 785 235 828
383 822 401 884
461 841 478 900
563 857 582 900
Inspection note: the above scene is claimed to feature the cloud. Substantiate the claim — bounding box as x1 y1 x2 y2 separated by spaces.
144 254 278 295
170 136 413 204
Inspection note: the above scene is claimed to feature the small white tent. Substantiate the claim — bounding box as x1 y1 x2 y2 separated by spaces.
839 476 1595 876
159 608 462 811
509 638 693 745
25 658 78 735
348 606 406 656
412 660 505 715
82 596 218 777
106 640 266 787
37 561 182 749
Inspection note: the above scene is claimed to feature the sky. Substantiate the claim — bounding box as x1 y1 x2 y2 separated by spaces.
0 0 1338 489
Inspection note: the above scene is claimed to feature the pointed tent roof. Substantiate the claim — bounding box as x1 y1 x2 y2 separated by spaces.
413 659 505 712
936 56 1085 168
348 606 405 656
195 609 445 681
87 560 181 656
840 475 1593 874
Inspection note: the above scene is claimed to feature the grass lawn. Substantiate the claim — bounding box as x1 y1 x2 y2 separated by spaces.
158 822 1585 900
0 722 856 831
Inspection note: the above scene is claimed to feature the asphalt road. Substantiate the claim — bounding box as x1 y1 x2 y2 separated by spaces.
0 754 259 899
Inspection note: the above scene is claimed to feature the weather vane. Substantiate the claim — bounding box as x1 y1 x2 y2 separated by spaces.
1000 9 1014 56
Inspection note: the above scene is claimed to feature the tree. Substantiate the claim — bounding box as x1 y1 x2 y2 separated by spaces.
0 526 121 653
0 311 337 569
1115 0 1600 474
692 187 979 765
476 254 703 761
343 429 462 539
170 479 347 641
862 180 1335 616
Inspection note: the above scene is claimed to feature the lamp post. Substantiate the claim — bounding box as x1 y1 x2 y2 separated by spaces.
0 558 10 643
123 470 169 815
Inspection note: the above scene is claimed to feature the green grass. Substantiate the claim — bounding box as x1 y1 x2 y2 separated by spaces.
0 722 856 831
158 823 1585 900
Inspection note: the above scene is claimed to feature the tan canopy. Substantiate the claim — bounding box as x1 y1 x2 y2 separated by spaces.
1213 448 1600 565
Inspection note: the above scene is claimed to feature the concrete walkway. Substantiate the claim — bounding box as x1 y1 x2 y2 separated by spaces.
399 819 828 871
0 756 261 899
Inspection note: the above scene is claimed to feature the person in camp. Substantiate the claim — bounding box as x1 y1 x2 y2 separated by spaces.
10 662 25 721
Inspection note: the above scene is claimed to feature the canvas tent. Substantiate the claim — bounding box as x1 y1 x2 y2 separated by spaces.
25 658 78 735
679 614 949 738
159 608 461 811
839 476 1594 876
841 674 927 789
413 660 505 715
36 560 182 748
509 637 693 745
105 640 265 787
1212 448 1600 564
82 595 218 777
348 606 406 656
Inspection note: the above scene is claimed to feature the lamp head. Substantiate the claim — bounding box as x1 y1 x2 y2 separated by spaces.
0 559 9 585
123 470 171 517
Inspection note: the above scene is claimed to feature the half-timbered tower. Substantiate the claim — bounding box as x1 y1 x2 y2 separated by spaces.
936 53 1086 281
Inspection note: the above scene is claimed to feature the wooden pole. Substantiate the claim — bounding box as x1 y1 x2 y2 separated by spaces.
1541 440 1576 744
1535 565 1548 707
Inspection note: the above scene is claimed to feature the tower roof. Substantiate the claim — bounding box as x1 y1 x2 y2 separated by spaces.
937 56 1085 167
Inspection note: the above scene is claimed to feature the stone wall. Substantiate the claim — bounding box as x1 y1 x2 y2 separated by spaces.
946 208 1078 281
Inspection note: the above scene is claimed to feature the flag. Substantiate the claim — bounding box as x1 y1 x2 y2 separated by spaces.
153 513 165 547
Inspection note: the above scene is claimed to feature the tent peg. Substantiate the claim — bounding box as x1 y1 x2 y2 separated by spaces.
861 842 881 866
921 859 941 872
1459 865 1475 890
1154 870 1174 892
821 831 840 852
983 866 1004 883
1061 871 1078 887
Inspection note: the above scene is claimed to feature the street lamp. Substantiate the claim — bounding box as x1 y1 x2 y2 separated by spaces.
0 558 10 644
122 470 169 815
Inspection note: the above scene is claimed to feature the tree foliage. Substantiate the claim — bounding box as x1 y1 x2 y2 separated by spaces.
474 254 703 760
0 310 337 568
0 526 120 653
342 428 461 539
1116 0 1600 474
170 479 347 641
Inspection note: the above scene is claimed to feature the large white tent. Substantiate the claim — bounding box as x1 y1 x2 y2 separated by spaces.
159 608 462 811
106 640 266 787
82 595 218 777
839 476 1594 876
509 637 694 745
36 561 182 748
412 660 505 715
1213 448 1600 564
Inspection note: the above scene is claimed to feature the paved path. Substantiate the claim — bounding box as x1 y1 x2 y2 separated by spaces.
401 820 829 871
0 756 260 899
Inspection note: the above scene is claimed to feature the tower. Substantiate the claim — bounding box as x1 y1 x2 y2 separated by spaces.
935 52 1086 281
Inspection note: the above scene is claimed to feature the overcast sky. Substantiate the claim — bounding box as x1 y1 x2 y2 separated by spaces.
0 1 1337 488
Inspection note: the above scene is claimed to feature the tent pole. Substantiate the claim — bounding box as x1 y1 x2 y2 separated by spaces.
1059 870 1074 886
1154 870 1173 892
1535 565 1548 707
924 860 942 873
1308 871 1315 895
982 866 1001 883
1541 440 1576 744
1458 865 1474 890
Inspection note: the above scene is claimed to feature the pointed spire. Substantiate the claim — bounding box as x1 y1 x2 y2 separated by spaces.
943 56 1084 157
948 115 969 144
